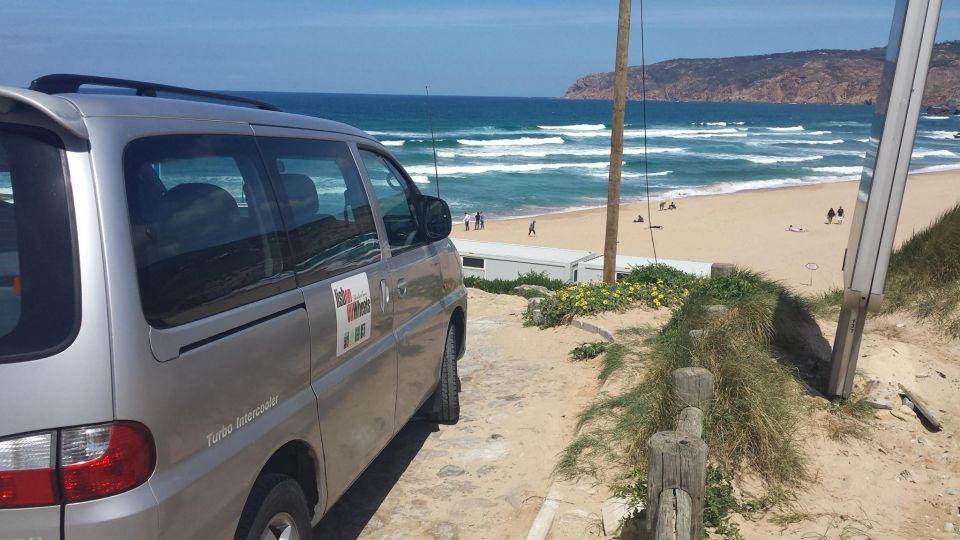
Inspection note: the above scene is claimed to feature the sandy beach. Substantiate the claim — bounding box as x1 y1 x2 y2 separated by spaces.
452 170 960 292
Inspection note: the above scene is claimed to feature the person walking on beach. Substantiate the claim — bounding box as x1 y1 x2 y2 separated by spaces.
475 211 481 231
479 211 485 229
836 206 845 224
826 207 836 224
463 212 471 231
528 220 536 236
659 201 665 211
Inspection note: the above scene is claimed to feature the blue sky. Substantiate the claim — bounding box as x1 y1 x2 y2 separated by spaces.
2 0 959 96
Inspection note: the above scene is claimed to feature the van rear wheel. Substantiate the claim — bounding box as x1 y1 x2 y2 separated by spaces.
424 324 460 424
235 474 311 540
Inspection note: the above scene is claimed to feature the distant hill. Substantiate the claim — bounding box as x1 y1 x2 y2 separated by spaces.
562 41 960 108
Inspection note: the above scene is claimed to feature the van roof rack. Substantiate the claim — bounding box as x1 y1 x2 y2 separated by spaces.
29 74 282 112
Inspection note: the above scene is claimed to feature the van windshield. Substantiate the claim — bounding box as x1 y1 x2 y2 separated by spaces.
0 125 77 362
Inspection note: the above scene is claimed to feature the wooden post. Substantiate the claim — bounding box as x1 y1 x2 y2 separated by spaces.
704 305 728 319
688 329 707 343
655 488 693 540
672 367 715 408
677 407 704 438
602 0 632 284
710 263 734 278
647 432 707 539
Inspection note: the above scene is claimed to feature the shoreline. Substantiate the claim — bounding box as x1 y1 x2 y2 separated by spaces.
450 169 960 293
478 165 960 222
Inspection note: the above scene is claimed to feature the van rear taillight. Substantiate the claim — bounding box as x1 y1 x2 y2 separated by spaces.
0 432 58 508
0 422 155 508
61 422 155 503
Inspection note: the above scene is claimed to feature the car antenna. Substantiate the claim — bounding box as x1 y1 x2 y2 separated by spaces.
425 85 441 198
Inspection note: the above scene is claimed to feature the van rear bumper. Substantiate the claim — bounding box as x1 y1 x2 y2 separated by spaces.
62 483 159 540
0 505 59 540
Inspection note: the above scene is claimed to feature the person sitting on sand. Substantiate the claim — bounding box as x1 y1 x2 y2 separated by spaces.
633 214 645 223
786 224 807 232
668 201 677 210
836 206 844 224
826 207 836 224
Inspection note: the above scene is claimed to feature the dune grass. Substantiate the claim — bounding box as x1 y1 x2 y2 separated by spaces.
883 204 960 337
463 271 566 298
556 270 810 488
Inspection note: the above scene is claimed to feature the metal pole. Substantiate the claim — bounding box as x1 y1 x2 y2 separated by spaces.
603 0 631 284
828 0 942 397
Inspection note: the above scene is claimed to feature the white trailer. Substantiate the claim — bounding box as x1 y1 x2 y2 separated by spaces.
450 238 595 282
577 255 713 283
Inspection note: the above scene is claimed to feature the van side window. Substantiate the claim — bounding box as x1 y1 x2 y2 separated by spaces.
123 135 292 328
257 138 381 284
0 125 78 362
358 149 425 251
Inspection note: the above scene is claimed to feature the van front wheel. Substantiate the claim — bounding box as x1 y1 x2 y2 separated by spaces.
235 474 311 540
424 324 460 424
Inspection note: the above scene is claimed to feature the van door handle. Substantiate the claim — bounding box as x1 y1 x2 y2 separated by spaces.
397 278 407 298
380 279 389 312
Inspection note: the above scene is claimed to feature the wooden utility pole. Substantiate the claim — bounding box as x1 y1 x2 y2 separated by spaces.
603 0 632 283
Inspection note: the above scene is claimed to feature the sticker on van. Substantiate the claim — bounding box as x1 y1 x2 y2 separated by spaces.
332 273 372 356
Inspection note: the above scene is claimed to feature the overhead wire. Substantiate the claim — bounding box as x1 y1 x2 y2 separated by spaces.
639 0 659 263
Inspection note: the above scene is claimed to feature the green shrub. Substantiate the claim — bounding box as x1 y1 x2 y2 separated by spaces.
570 341 609 361
621 264 699 289
613 465 746 539
533 280 691 328
557 269 809 490
884 204 960 337
463 271 566 296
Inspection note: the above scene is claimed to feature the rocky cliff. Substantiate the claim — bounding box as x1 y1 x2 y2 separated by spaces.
563 41 960 107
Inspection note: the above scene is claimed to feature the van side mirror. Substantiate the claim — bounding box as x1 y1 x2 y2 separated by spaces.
421 196 451 241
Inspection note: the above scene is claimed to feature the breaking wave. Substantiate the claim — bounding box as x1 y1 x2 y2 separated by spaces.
437 146 687 159
913 149 957 158
767 126 804 132
809 166 863 175
537 123 605 131
457 136 565 147
405 161 610 176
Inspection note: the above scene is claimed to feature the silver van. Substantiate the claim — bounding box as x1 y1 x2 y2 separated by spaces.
0 75 467 540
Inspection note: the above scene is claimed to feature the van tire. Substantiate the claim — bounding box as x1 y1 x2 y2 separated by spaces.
425 324 460 424
235 473 311 540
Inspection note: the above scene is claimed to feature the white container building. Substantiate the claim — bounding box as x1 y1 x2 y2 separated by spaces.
450 238 594 282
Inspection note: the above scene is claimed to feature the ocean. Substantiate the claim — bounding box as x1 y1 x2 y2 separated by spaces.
4 92 952 217
241 93 960 219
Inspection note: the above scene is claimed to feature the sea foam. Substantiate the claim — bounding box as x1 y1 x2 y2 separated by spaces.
750 138 845 146
405 161 610 176
809 166 863 175
744 155 823 164
657 174 856 200
919 130 957 140
436 146 687 159
381 140 405 147
767 126 804 132
913 149 957 158
457 136 564 147
537 124 605 131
